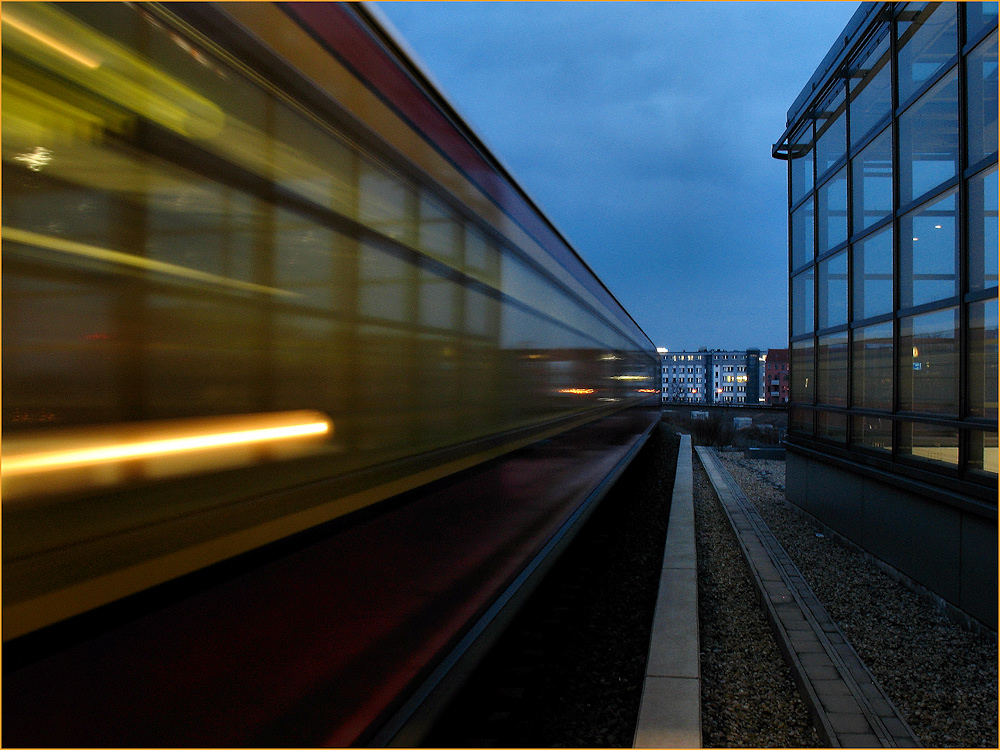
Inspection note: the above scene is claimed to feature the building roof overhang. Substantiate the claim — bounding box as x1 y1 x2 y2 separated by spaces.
771 2 884 160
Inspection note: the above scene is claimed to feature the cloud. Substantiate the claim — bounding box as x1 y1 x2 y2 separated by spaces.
376 1 861 350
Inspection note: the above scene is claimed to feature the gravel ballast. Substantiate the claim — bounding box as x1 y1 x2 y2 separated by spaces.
694 457 821 748
716 451 998 749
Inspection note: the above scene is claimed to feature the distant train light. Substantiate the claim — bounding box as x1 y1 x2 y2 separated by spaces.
2 411 332 502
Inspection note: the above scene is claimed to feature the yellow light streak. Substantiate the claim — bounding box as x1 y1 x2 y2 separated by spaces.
2 227 300 299
2 416 331 478
2 14 101 69
558 388 596 395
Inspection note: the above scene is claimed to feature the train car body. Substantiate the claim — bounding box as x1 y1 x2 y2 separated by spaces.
2 3 660 745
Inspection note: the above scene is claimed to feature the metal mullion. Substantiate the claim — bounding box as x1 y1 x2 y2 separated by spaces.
891 0 902 463
957 0 970 477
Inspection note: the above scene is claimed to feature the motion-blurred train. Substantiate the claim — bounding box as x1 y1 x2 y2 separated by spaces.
2 3 661 745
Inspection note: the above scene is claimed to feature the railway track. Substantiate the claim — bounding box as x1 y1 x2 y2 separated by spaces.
422 426 679 747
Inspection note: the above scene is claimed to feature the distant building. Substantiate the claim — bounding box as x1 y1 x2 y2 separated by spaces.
659 348 765 405
708 349 762 405
763 348 790 405
772 2 997 628
659 349 708 403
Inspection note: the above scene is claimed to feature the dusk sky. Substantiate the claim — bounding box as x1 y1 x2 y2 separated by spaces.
374 1 862 352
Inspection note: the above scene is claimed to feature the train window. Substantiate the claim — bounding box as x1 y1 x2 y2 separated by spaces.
418 268 459 331
145 294 257 418
359 161 417 246
147 180 256 283
273 210 357 312
464 285 500 339
274 104 360 218
2 276 119 430
464 224 500 281
419 192 462 263
272 312 343 414
358 241 415 323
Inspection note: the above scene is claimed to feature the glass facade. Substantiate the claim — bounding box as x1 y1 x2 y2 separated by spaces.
781 2 998 484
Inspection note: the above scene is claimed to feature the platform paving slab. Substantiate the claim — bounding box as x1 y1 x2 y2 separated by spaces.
634 434 701 748
696 446 922 749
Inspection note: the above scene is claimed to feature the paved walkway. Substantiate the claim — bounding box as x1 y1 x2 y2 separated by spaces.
697 446 921 748
634 433 701 748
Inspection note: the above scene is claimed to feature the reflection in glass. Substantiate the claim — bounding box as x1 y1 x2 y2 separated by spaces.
817 332 848 406
969 299 999 418
852 226 894 321
791 339 814 403
817 166 848 253
849 34 891 147
852 321 893 409
816 410 847 442
897 1 958 105
790 405 813 435
818 249 848 329
900 190 958 308
967 30 999 166
900 421 959 467
792 268 815 336
898 67 959 204
852 414 892 452
815 84 847 178
969 430 999 477
789 122 814 204
967 2 999 42
968 166 999 291
791 198 815 269
851 127 893 232
899 307 959 414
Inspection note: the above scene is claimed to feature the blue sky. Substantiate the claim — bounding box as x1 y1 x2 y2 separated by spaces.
374 1 861 352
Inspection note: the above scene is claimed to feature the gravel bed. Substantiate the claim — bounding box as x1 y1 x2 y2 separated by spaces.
694 458 820 748
716 451 999 749
422 424 679 747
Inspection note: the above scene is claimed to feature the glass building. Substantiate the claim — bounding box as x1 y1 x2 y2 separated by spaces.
773 2 997 630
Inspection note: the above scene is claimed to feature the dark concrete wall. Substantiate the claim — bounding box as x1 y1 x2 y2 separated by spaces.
787 450 997 631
